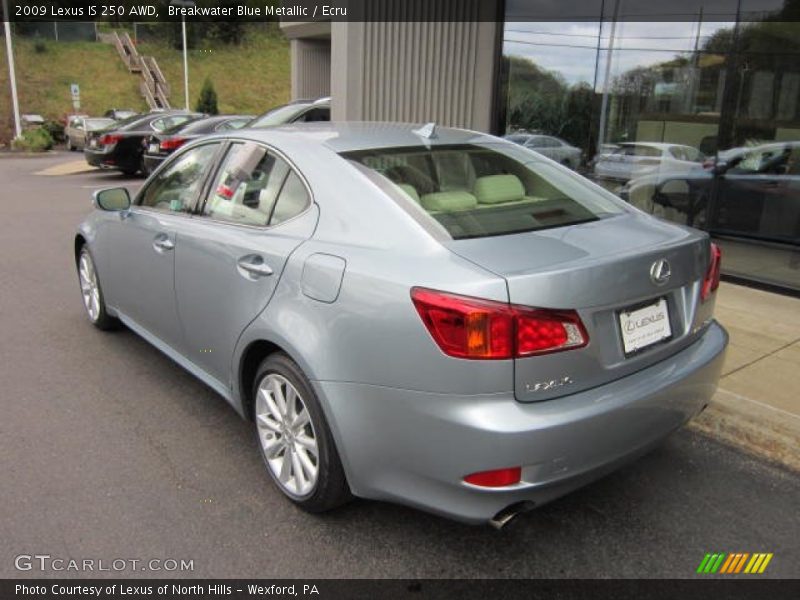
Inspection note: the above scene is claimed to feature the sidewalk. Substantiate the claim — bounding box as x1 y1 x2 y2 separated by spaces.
690 282 800 470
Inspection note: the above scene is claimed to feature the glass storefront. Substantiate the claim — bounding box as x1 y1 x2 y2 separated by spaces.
500 1 800 292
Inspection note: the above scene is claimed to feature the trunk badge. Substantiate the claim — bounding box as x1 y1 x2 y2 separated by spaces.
650 259 671 286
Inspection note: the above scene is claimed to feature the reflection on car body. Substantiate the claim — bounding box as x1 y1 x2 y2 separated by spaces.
75 123 727 526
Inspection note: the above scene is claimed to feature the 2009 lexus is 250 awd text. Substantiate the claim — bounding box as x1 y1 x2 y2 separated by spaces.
75 123 727 527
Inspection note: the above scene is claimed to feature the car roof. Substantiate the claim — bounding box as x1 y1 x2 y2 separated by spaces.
232 121 495 153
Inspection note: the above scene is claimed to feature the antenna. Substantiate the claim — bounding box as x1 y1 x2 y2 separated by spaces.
413 122 437 139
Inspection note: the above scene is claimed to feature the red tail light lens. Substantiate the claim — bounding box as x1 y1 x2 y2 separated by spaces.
464 467 522 488
410 288 588 360
701 243 722 302
160 137 187 151
516 309 588 356
99 134 121 146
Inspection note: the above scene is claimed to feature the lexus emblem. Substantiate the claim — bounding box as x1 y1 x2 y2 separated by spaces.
650 259 671 286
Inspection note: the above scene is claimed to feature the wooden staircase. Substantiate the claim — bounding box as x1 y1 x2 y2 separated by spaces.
110 32 171 110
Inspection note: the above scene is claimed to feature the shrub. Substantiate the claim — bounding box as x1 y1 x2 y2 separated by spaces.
34 40 48 54
195 78 219 115
12 127 54 152
42 120 65 143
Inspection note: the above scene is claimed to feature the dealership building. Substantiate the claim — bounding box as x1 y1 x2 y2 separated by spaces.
282 0 800 293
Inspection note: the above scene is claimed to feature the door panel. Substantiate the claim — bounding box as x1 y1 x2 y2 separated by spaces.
100 142 222 350
100 210 183 349
174 143 318 385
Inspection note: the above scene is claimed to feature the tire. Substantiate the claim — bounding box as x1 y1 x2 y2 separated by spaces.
66 138 73 151
252 353 351 513
76 246 119 331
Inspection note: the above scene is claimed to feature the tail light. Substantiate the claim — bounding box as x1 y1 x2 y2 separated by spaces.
159 137 187 152
464 467 521 488
410 288 588 360
701 243 722 302
98 134 121 146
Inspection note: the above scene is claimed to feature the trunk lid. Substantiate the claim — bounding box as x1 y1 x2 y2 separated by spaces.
445 212 714 402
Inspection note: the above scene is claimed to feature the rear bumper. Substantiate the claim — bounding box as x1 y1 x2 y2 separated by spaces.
314 321 728 524
84 148 114 168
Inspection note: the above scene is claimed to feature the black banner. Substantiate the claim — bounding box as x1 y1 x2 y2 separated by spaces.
3 579 800 600
2 0 799 23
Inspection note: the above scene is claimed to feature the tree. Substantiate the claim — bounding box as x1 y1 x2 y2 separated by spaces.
196 78 219 115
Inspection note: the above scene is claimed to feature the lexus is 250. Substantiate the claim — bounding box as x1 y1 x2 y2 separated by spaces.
75 123 727 527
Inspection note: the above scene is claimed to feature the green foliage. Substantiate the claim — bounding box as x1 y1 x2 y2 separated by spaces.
33 40 48 54
504 56 595 153
12 127 54 152
195 78 219 115
42 120 65 143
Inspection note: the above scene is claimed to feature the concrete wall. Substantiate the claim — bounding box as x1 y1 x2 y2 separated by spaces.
290 39 331 100
330 2 501 132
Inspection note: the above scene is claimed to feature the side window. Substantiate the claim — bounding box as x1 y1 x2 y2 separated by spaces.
203 143 293 227
139 144 219 213
294 107 330 123
271 171 310 225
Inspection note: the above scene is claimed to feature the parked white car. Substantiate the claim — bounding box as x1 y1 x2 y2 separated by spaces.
593 142 704 182
503 133 583 169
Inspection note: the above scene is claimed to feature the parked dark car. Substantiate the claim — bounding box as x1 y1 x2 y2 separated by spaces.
84 111 200 176
248 97 330 128
142 114 253 174
620 141 800 245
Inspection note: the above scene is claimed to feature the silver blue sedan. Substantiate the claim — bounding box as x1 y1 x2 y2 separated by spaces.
75 123 727 527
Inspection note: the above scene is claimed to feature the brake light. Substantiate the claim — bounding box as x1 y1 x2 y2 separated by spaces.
410 288 588 360
464 467 522 488
99 134 121 146
701 243 722 302
160 137 187 151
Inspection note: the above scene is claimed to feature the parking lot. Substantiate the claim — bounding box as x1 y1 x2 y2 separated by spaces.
1 152 799 579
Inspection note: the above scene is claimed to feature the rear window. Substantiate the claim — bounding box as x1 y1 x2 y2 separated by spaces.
343 144 623 240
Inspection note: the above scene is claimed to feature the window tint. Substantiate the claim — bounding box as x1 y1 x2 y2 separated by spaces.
294 107 330 123
139 144 219 212
152 115 194 132
215 118 251 131
344 144 623 240
249 104 312 128
203 143 297 226
271 171 310 225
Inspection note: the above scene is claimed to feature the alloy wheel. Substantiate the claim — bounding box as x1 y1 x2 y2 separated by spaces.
255 373 319 497
78 250 100 322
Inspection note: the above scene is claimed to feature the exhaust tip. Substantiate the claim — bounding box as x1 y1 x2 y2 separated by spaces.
489 501 535 530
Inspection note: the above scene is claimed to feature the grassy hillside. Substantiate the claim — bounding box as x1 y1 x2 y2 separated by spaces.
0 30 290 142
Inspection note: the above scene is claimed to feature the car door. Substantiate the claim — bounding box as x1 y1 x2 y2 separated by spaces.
710 145 787 236
99 142 222 350
172 141 318 386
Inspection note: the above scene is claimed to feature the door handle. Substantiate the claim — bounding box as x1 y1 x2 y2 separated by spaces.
237 255 273 278
153 235 175 252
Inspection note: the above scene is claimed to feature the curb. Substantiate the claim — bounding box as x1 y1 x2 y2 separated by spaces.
0 150 61 159
689 388 800 472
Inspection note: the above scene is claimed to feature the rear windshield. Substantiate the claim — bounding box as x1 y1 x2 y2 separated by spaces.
342 144 624 239
249 104 312 128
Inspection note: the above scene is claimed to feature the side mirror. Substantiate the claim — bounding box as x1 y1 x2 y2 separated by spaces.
93 187 131 212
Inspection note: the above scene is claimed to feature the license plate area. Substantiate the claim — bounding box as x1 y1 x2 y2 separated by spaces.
618 297 672 356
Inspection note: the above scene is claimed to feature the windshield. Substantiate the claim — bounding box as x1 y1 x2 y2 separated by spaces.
85 118 116 131
344 144 624 240
249 104 312 128
161 116 207 136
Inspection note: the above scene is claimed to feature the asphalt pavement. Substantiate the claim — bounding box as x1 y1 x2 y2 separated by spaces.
1 153 798 579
